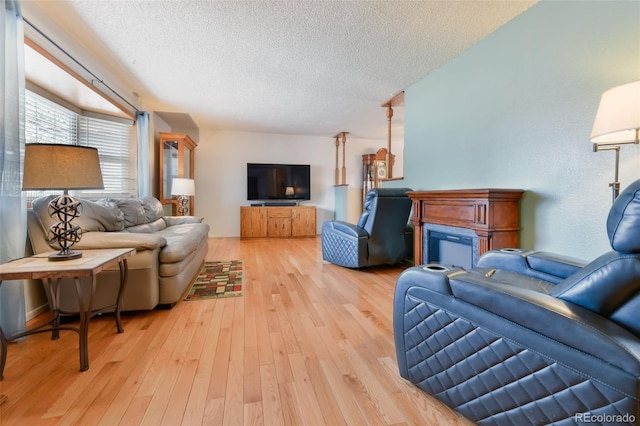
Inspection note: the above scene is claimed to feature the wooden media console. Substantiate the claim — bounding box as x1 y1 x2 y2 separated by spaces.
240 206 316 239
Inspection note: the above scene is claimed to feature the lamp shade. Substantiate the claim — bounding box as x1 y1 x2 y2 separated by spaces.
22 143 104 190
590 80 640 143
171 178 195 196
285 186 295 196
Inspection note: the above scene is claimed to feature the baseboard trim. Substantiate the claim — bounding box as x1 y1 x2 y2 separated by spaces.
27 303 49 321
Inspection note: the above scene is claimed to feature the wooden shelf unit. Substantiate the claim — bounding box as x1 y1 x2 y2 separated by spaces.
158 132 197 216
240 206 316 239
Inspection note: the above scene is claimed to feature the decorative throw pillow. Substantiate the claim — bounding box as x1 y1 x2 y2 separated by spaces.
31 195 59 232
31 195 125 233
112 198 146 228
77 199 125 232
141 196 164 223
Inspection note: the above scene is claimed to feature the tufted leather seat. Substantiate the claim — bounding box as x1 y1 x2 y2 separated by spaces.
394 179 640 425
321 187 413 268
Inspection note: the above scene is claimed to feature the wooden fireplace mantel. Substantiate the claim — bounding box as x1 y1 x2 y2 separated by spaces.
407 188 524 266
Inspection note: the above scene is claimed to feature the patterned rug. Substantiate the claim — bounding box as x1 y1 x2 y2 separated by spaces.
184 260 243 300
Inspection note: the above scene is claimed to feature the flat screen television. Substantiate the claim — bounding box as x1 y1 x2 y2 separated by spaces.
247 163 311 201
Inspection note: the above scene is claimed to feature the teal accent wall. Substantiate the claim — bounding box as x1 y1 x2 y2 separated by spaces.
396 0 640 260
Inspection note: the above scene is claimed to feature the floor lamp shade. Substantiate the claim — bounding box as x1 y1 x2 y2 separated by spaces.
22 144 104 260
23 144 104 190
589 81 640 203
590 80 640 144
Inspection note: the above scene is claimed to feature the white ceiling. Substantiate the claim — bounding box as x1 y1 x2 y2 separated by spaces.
24 0 536 140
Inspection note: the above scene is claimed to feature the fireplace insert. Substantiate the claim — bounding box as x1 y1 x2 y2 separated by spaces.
426 230 474 269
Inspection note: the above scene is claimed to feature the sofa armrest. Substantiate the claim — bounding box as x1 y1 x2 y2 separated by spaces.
322 220 368 238
74 232 166 251
477 249 586 283
163 216 202 226
448 271 640 375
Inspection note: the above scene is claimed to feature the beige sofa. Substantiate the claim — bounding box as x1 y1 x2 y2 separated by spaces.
27 195 209 312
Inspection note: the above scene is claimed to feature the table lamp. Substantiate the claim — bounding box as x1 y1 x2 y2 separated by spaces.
171 178 195 215
22 143 104 261
590 80 640 202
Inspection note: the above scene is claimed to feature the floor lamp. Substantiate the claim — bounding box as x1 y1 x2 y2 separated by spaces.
22 144 104 261
590 80 640 203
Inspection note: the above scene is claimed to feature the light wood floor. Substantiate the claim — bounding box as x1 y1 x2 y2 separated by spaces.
0 238 473 425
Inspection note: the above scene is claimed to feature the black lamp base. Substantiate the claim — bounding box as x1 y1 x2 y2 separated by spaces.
177 195 190 216
48 250 82 262
47 193 84 261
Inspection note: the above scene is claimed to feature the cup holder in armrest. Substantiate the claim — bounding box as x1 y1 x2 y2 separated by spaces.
422 264 450 272
500 248 523 253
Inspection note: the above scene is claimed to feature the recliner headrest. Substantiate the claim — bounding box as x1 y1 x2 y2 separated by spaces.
357 188 412 228
607 178 640 253
365 188 412 201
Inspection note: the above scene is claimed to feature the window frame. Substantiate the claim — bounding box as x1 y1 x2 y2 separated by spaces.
24 87 136 203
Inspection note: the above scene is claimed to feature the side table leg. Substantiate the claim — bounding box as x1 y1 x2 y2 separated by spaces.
1 283 9 402
45 278 62 340
0 324 6 381
114 259 129 334
75 275 95 371
0 280 4 380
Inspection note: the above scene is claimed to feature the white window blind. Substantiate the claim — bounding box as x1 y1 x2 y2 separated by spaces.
78 116 133 198
25 91 77 145
24 90 134 202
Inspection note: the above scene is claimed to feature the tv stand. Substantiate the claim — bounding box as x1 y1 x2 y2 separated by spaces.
240 206 316 238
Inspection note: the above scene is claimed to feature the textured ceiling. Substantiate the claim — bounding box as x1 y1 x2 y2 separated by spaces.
27 1 536 139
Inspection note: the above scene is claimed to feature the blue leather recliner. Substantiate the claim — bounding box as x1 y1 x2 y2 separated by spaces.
394 179 640 425
322 187 413 268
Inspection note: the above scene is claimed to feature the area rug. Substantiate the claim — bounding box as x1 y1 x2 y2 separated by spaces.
184 260 243 300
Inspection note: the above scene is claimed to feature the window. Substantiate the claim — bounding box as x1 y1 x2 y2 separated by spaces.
78 115 133 199
24 90 134 202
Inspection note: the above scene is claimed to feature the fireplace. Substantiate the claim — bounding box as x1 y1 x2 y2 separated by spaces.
407 188 524 268
423 224 479 268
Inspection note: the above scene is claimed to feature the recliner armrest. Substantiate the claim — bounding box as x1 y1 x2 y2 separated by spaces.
477 249 586 283
449 271 640 375
526 251 586 277
394 264 466 297
322 221 368 238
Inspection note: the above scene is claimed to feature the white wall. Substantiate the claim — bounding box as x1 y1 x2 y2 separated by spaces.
386 0 640 261
195 130 394 237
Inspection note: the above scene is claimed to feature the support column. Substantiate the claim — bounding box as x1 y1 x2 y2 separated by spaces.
386 105 393 179
334 136 340 185
381 91 404 180
341 132 348 185
333 131 349 185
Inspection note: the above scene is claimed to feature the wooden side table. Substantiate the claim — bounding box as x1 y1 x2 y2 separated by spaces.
0 248 135 383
